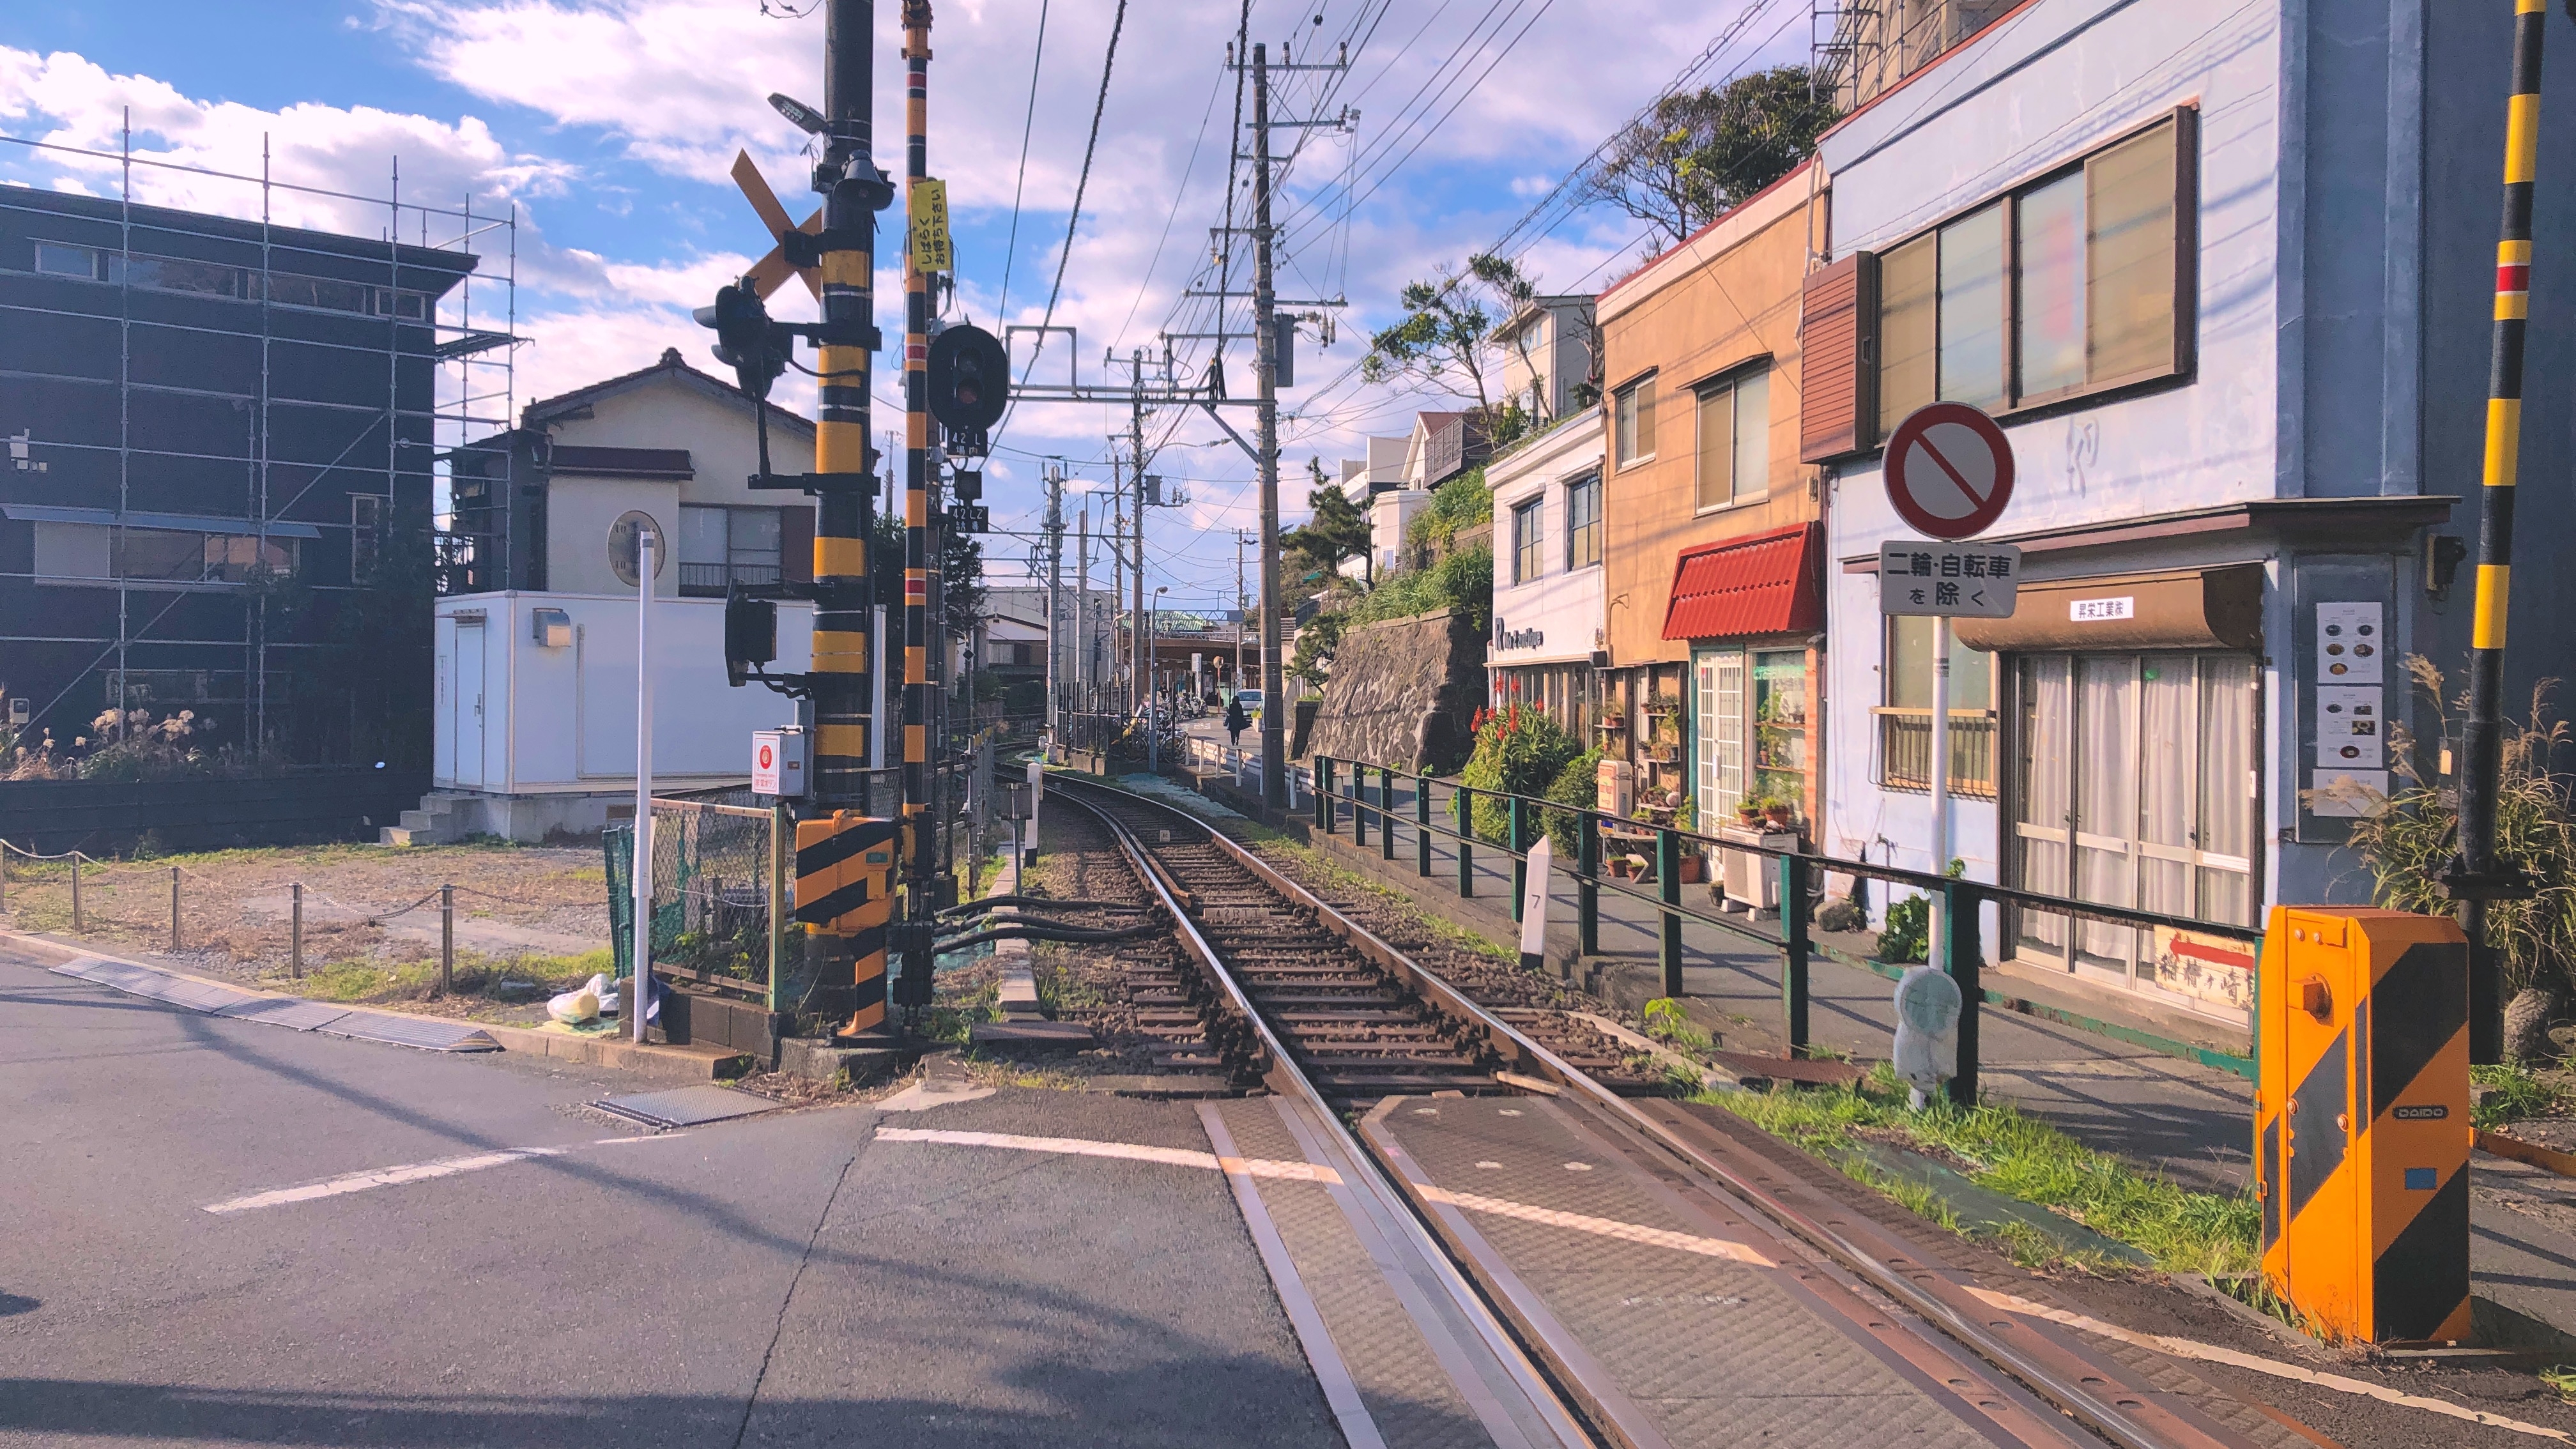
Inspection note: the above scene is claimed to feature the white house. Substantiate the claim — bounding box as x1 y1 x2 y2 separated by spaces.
1805 0 2573 1029
1485 407 1606 737
399 350 827 843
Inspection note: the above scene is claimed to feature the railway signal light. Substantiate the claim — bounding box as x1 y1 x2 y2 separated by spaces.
926 323 1008 452
693 280 788 401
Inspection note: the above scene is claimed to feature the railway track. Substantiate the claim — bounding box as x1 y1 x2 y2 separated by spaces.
1043 774 2276 1449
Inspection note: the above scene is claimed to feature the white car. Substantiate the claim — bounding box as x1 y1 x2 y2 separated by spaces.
1233 689 1263 720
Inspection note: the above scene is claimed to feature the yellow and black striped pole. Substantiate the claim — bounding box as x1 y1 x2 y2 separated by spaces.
897 0 938 1014
809 0 889 1034
2454 0 2554 1064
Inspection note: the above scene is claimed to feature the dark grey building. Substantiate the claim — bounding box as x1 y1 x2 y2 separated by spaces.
0 184 486 766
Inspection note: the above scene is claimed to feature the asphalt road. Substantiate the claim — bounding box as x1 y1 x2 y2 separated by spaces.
0 946 1339 1448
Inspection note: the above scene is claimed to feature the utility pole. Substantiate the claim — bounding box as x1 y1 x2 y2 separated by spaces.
1251 42 1285 808
811 0 891 1034
1234 527 1251 696
1077 504 1091 711
1129 353 1151 737
897 0 939 1005
1044 462 1064 732
2450 0 2559 1065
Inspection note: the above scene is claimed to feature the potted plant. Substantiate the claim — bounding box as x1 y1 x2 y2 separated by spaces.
1735 800 1763 825
1763 796 1795 828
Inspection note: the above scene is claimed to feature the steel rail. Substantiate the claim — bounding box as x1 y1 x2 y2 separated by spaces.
1057 776 2251 1449
1045 782 1595 1449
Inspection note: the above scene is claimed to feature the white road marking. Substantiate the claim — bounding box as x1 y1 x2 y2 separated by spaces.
1414 1183 1776 1266
1969 1286 2572 1441
203 1147 565 1215
871 1125 1339 1183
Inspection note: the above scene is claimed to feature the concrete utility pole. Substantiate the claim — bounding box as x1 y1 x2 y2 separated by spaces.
898 0 940 1003
1130 353 1151 733
1234 528 1250 695
1252 42 1285 808
1044 462 1064 731
810 0 889 1032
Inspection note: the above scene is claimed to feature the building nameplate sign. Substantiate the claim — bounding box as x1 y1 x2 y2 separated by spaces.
2069 596 2135 622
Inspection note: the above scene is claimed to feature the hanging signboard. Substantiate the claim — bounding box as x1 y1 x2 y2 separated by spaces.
1877 540 2021 619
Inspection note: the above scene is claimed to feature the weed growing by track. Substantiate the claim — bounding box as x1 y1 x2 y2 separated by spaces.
1703 1066 2259 1276
2473 1061 2576 1130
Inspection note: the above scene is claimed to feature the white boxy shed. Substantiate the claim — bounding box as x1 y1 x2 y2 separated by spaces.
429 590 813 840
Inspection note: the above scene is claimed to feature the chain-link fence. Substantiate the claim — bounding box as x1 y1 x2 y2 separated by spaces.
604 798 815 1009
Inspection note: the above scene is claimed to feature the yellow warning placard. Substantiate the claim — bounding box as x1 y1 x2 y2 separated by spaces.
908 177 952 274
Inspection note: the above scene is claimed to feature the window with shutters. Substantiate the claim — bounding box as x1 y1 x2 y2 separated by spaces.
1613 373 1657 468
1693 364 1772 511
1874 109 2195 430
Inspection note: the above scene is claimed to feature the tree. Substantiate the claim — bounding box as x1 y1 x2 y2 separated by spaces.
1582 66 1839 248
1285 456 1371 585
1358 252 1536 413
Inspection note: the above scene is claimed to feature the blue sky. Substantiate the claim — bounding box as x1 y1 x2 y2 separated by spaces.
1 0 1803 611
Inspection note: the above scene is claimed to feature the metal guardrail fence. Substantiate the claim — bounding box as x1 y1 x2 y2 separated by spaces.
1299 753 2265 1100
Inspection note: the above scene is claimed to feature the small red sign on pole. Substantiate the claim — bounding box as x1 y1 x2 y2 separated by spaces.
1883 402 2015 540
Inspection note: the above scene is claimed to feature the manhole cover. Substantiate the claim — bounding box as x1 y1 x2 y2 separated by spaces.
592 1085 779 1130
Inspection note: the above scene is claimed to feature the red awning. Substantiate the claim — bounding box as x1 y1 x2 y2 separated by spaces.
1661 522 1825 640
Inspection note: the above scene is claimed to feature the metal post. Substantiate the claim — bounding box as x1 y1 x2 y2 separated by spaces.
1781 854 1811 1056
1945 880 1982 1107
1044 463 1064 733
1659 827 1683 999
1577 813 1600 956
1314 756 1333 832
769 799 789 1013
1509 797 1529 923
1381 767 1396 862
1 842 10 916
71 852 82 932
440 883 455 998
291 881 303 980
2453 0 2556 1066
1456 789 1475 898
633 529 655 1044
1416 768 1434 878
1252 42 1287 809
169 865 180 953
1353 763 1368 847
1927 615 1955 986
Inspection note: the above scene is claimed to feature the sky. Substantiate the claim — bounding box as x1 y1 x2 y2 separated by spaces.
0 0 1807 613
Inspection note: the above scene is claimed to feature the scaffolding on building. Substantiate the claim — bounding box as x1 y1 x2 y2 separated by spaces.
0 118 522 761
1811 0 2019 113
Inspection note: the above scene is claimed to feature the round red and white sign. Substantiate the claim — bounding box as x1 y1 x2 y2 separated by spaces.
757 744 774 770
1883 402 2015 540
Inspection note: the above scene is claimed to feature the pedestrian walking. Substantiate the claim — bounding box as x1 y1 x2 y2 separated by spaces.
1224 693 1250 748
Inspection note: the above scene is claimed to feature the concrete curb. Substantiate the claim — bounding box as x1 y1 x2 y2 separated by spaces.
2 925 744 1082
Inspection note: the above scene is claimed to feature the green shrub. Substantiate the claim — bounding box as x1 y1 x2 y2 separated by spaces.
1459 704 1581 844
1543 749 1602 857
1878 894 1929 963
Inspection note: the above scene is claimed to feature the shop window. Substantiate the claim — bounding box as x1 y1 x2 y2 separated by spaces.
1613 374 1656 467
1876 111 2189 431
2011 652 2258 1006
1876 615 1997 797
1565 473 1601 569
1693 364 1771 510
1752 650 1810 813
1511 496 1544 585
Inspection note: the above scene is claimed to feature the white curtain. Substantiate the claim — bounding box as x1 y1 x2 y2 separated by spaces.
2073 655 2137 972
2196 656 2258 926
2014 656 2072 954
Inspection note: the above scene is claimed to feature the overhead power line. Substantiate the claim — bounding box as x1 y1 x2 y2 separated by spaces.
995 0 1052 323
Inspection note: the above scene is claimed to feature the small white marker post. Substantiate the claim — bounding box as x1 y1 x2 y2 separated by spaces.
1025 758 1045 868
1519 835 1554 973
633 529 655 1046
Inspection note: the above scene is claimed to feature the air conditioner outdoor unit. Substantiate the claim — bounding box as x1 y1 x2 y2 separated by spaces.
1718 824 1797 913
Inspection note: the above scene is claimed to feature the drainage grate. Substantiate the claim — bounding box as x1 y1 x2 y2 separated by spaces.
592 1085 778 1130
319 1013 502 1052
214 997 353 1032
151 977 259 1014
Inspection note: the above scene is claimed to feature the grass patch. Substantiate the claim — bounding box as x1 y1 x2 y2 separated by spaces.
2540 1364 2576 1403
2474 1061 2576 1130
285 947 610 1004
1704 1065 2258 1276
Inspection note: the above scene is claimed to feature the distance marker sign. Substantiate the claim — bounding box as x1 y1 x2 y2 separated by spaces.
1883 402 2015 540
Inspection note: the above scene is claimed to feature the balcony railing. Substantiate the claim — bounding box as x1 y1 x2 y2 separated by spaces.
678 562 783 596
1874 707 1997 799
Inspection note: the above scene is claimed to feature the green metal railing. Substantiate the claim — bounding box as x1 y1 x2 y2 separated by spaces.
1310 755 2266 1101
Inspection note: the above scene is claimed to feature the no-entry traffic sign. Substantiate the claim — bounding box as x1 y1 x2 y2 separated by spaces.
1884 402 2014 540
